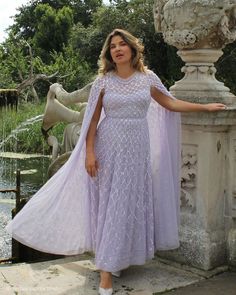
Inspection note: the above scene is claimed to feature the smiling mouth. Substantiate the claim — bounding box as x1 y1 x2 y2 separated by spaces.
116 54 124 58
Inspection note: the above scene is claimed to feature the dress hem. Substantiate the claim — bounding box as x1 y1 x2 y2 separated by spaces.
95 255 155 273
10 232 90 256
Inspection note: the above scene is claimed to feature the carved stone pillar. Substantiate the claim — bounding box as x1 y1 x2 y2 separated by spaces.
170 49 235 103
154 0 236 270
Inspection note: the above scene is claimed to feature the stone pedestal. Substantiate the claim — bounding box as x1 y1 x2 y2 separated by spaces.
153 0 236 270
157 111 236 270
170 49 235 104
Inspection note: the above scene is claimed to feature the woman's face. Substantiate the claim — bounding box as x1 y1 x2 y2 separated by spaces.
109 35 133 66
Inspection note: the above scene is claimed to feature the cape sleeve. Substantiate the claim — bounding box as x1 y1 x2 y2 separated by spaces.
146 70 182 251
5 75 106 255
147 69 176 100
55 74 106 171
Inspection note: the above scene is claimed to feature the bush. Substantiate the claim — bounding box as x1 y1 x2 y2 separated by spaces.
0 102 66 154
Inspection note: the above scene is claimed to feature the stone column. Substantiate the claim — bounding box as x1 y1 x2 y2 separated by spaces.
171 49 235 103
154 0 236 270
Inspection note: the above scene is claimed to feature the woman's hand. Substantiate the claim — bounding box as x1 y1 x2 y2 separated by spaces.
85 152 99 178
204 103 227 112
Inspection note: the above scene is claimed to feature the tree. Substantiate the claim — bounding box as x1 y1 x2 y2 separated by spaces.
3 0 236 98
35 44 94 92
33 4 74 62
0 35 85 102
10 0 102 40
70 0 183 84
0 34 28 89
216 41 236 95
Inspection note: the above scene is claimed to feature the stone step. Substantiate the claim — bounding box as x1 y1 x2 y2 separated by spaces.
0 255 204 295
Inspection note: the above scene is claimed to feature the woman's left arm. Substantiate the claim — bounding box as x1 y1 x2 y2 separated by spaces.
151 86 226 112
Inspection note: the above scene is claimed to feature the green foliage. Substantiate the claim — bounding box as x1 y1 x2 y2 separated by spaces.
70 1 152 70
10 0 102 40
216 41 236 95
34 44 94 91
1 0 236 104
0 35 29 88
70 22 106 69
0 0 236 156
0 102 66 154
33 4 74 62
69 0 103 26
0 103 46 153
0 1 102 100
70 0 183 84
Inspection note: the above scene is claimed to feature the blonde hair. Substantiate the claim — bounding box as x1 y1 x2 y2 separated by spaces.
98 29 147 75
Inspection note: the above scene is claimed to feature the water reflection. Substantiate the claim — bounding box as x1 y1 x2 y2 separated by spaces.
0 154 50 259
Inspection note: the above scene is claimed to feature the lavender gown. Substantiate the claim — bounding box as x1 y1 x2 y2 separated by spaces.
92 72 154 271
6 70 181 272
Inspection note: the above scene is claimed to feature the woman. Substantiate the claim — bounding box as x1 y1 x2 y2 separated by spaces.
6 29 226 295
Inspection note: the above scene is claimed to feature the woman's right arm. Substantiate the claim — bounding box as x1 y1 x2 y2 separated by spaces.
85 91 104 178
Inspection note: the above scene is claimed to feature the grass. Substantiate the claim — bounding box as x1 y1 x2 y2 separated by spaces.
0 101 66 154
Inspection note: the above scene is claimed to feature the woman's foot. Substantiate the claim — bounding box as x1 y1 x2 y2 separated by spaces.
99 270 113 289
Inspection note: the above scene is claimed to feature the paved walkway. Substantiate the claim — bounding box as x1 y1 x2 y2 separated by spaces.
164 271 236 295
0 255 235 294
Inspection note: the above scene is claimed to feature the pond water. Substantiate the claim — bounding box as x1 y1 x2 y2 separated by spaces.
0 153 50 259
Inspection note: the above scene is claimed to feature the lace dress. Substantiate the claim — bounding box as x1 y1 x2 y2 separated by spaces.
91 72 154 271
6 70 181 273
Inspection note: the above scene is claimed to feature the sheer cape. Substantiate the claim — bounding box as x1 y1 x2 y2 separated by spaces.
6 70 181 255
